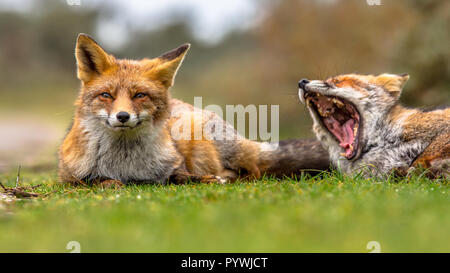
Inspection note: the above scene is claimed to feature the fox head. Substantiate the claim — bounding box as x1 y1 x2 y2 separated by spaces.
74 33 190 132
298 73 409 161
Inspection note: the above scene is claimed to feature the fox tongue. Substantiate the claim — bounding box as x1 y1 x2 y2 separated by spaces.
340 119 355 157
324 117 355 157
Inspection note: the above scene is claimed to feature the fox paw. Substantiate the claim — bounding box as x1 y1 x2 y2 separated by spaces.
201 175 228 184
214 176 228 184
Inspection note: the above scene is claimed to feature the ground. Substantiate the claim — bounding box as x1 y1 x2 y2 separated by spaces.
0 170 448 253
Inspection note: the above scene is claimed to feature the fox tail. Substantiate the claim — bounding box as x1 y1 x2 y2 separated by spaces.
258 139 330 177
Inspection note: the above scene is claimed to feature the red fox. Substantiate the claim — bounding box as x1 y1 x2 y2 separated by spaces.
298 73 449 178
58 34 329 186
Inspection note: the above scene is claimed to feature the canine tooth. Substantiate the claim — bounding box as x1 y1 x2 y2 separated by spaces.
340 153 346 157
353 126 358 136
332 98 344 108
349 144 354 151
318 108 330 117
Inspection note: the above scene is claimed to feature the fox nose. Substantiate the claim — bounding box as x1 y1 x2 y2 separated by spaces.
298 79 310 90
116 111 130 123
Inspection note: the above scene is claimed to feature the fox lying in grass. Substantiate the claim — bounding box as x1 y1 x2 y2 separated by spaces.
298 73 449 178
58 34 329 186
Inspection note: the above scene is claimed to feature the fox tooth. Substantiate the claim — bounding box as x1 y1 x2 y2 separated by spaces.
349 144 354 151
353 126 358 136
332 98 344 108
340 153 346 157
318 108 330 117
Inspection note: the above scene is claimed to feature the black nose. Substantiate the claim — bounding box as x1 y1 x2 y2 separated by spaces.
116 111 130 123
298 79 310 90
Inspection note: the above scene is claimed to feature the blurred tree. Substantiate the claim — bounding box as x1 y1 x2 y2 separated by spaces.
0 12 33 76
0 0 99 86
255 0 415 86
392 0 450 106
32 2 99 72
0 0 447 140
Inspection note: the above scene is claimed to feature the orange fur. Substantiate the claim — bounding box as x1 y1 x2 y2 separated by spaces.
59 34 264 185
60 34 329 185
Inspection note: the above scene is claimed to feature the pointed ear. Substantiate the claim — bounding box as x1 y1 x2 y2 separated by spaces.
75 33 114 82
145 43 190 88
374 73 409 98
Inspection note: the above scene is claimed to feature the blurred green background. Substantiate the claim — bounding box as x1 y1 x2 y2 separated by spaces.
0 0 449 172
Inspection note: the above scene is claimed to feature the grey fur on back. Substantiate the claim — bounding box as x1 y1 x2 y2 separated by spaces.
261 139 330 177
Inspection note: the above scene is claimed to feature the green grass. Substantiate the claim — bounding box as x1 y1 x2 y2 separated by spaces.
0 170 448 253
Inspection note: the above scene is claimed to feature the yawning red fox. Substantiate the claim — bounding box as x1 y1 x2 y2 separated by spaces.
298 73 449 178
58 34 329 186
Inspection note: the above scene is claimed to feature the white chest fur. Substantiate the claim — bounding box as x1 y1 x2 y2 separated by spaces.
76 120 178 183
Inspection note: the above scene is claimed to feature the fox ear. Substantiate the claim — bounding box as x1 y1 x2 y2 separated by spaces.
75 33 114 82
375 73 409 98
146 43 190 88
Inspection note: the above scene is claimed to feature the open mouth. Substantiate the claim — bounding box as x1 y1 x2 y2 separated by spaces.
304 92 361 160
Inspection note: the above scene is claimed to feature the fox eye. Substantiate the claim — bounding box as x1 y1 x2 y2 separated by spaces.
100 92 113 99
134 93 147 99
